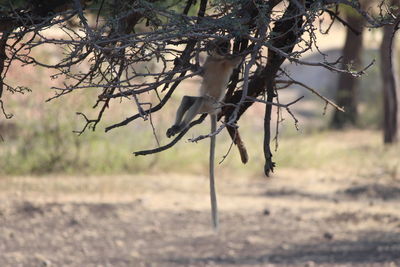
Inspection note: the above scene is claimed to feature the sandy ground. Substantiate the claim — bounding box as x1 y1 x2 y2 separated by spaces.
0 169 399 267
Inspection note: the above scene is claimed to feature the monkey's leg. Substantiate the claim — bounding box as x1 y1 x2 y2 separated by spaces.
180 97 203 127
227 126 249 164
209 114 219 230
166 96 197 138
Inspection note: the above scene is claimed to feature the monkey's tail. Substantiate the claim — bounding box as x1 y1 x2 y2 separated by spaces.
210 114 218 231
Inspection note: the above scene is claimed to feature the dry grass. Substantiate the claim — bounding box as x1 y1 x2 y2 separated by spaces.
1 134 399 266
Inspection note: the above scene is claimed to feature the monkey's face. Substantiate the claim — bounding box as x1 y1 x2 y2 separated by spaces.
206 39 231 57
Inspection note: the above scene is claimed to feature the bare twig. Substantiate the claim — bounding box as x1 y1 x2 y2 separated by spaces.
134 114 207 156
0 0 394 174
275 79 345 112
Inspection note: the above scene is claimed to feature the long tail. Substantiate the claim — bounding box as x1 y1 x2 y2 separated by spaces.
209 114 218 230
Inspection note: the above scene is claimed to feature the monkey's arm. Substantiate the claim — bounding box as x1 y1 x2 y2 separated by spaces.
230 56 243 69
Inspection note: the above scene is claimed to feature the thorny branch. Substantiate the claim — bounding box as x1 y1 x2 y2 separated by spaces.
0 0 397 174
276 79 344 112
134 114 207 156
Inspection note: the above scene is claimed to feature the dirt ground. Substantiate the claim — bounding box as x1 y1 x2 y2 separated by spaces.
0 170 399 267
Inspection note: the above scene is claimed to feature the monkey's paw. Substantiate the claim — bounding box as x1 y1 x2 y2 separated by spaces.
166 125 181 138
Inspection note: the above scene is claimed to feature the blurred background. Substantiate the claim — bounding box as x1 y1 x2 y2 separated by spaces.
0 24 398 176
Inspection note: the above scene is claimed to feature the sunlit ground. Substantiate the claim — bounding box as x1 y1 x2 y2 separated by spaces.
1 129 400 266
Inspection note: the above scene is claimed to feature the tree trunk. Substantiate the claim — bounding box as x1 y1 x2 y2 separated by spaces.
380 5 399 143
331 14 364 128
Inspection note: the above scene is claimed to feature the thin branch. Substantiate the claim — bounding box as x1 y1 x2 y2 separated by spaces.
0 99 13 119
246 95 304 108
324 9 362 35
134 114 207 156
275 79 345 112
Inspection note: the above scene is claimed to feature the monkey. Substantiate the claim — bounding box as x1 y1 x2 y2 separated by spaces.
166 48 242 137
166 47 242 230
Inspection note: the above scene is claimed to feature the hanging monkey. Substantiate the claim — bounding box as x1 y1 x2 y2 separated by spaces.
166 43 243 229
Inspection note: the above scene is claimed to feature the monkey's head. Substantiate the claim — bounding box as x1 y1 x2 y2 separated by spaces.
206 38 231 57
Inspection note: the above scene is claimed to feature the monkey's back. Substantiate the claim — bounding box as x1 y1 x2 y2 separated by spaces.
199 59 234 101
